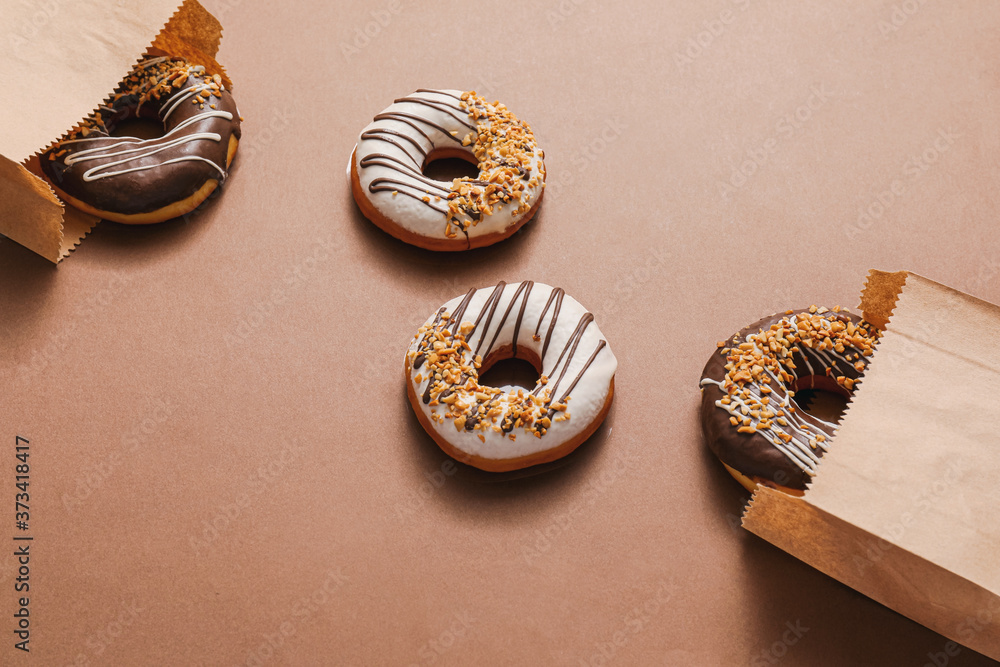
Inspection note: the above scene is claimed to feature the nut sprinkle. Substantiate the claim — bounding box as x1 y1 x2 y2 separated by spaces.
444 91 543 238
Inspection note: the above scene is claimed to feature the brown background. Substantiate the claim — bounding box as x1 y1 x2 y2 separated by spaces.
2 0 999 664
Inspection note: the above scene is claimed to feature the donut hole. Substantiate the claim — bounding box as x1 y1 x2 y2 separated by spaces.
109 117 163 140
422 148 479 183
790 375 851 423
477 349 541 392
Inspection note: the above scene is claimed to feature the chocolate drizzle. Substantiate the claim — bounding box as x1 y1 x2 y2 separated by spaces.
534 288 565 361
471 282 508 357
457 282 598 392
373 112 462 145
450 288 479 331
556 340 608 404
360 152 450 214
358 90 476 220
360 127 427 161
416 89 464 101
393 95 475 128
486 280 534 357
538 313 595 400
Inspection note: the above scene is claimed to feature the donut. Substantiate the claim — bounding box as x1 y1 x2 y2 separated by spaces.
39 56 241 225
699 306 881 493
405 281 616 472
350 89 545 251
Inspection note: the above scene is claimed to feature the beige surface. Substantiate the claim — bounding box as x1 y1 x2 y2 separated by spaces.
1 0 1000 664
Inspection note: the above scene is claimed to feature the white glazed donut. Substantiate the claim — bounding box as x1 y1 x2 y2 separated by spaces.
404 281 617 472
349 89 546 251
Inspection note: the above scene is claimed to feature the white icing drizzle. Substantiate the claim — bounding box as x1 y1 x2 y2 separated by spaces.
139 56 171 68
160 79 214 122
49 59 235 183
64 111 232 182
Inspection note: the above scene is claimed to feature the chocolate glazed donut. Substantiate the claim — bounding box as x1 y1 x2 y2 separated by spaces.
40 56 241 224
699 307 881 492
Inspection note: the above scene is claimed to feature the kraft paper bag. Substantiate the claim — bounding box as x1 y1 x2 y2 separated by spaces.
743 270 1000 660
0 0 228 263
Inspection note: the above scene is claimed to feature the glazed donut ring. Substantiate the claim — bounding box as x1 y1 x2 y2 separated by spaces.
405 281 616 472
699 307 881 493
351 89 545 251
40 56 241 225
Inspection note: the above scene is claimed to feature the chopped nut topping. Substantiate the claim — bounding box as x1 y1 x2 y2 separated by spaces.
442 92 541 236
410 308 567 443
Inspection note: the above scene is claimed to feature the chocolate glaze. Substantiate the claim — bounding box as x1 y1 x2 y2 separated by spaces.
699 309 875 490
40 57 241 217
